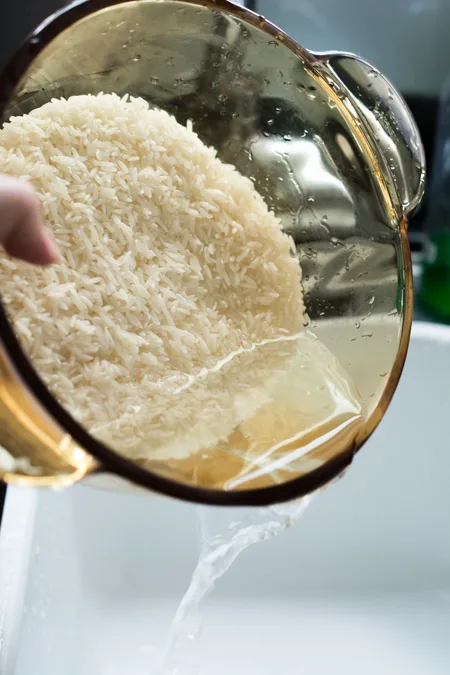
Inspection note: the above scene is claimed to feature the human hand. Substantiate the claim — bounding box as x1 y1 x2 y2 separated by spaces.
0 175 59 265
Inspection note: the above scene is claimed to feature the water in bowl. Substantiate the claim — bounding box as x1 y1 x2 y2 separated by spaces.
159 329 364 491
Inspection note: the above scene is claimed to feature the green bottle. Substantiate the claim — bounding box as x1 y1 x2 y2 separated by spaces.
420 81 450 323
421 233 450 321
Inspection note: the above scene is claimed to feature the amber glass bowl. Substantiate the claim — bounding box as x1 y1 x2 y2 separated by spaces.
0 0 425 505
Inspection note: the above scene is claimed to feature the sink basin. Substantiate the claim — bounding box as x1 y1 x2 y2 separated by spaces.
1 321 449 675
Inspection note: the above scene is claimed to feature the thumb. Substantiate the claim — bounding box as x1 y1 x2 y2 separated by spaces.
0 176 59 265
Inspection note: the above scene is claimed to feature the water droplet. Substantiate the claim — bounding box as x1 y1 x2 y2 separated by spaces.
268 40 278 47
217 93 228 102
369 296 375 305
275 107 282 114
362 332 373 338
330 236 339 245
267 119 274 127
368 68 379 78
355 320 361 329
283 134 292 141
132 54 141 62
328 97 337 109
151 76 160 85
321 215 328 224
308 196 315 203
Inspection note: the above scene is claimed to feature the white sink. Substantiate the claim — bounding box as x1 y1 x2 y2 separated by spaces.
1 321 449 675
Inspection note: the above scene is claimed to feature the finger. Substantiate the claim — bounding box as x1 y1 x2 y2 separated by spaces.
0 176 60 265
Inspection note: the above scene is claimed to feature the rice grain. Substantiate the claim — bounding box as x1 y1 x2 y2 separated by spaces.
0 93 305 462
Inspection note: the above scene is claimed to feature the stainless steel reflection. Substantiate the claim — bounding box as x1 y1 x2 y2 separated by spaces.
0 0 424 504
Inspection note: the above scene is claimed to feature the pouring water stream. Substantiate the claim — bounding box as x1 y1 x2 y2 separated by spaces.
155 498 312 675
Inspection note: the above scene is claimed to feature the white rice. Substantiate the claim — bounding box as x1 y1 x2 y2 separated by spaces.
0 93 305 463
